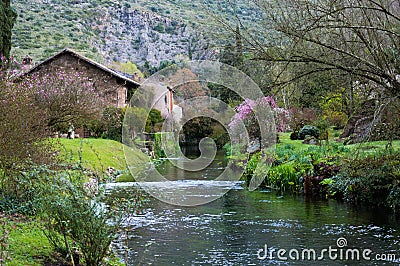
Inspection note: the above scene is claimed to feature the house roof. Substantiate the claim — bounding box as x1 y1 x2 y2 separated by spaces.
25 48 141 87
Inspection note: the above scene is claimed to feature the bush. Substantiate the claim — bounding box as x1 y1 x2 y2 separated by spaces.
153 22 165 33
329 152 400 211
290 131 298 140
102 106 124 142
288 107 317 131
302 160 340 196
298 125 320 140
38 169 141 266
0 64 53 176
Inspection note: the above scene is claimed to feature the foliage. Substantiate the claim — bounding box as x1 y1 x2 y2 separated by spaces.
88 107 162 141
145 109 163 133
4 163 138 266
153 132 164 158
0 64 53 177
170 67 205 99
28 69 105 128
0 60 108 176
153 22 165 33
287 107 318 132
302 160 341 196
230 0 400 99
153 132 180 159
298 125 320 140
367 100 400 141
0 0 17 59
39 172 140 266
229 96 282 142
320 91 348 129
242 151 260 182
101 106 124 142
314 117 330 141
329 152 400 211
250 133 350 194
124 106 148 136
181 117 213 144
109 61 144 78
209 122 229 148
268 166 300 193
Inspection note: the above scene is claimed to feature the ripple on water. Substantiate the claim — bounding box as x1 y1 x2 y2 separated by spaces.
107 180 400 265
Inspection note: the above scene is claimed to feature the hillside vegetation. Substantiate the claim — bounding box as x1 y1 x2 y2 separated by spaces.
11 0 260 67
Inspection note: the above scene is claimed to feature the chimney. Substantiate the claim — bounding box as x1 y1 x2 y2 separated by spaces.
22 54 34 70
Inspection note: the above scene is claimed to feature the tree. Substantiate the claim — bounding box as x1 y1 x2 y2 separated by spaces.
169 67 206 99
109 61 144 79
0 0 17 59
29 69 105 128
240 0 400 98
0 66 50 176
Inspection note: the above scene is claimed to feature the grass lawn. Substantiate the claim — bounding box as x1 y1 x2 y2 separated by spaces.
2 217 52 266
56 138 148 173
277 131 400 155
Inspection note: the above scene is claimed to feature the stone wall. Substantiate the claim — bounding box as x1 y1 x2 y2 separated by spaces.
30 53 135 108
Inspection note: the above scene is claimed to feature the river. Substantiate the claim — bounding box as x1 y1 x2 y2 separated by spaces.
108 149 400 265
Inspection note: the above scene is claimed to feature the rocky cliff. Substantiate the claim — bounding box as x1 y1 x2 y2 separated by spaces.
11 0 207 67
93 8 205 66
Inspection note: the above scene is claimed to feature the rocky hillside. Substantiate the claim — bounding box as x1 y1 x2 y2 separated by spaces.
95 8 205 66
10 0 261 67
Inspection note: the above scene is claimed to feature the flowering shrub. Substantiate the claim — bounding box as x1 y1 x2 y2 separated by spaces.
0 60 106 194
27 69 105 128
0 65 51 175
229 96 287 140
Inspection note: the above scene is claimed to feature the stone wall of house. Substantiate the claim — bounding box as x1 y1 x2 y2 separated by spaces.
32 53 130 108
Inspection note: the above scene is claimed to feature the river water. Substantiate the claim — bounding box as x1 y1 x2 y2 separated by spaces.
108 150 400 265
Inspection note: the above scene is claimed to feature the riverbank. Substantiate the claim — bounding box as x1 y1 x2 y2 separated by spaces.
244 132 400 212
1 138 146 265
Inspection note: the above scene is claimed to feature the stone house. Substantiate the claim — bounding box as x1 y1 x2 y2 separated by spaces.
24 48 140 108
23 48 140 137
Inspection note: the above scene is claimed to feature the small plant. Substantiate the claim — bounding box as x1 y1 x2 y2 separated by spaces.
302 160 341 196
264 163 299 193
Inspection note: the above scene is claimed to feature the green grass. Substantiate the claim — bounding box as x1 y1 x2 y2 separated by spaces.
58 138 128 171
56 138 149 181
277 132 305 150
5 220 52 266
278 132 400 155
346 140 400 153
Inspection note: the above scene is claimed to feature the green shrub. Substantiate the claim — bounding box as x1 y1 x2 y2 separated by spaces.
298 125 320 140
153 22 165 33
329 152 400 211
39 171 140 266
